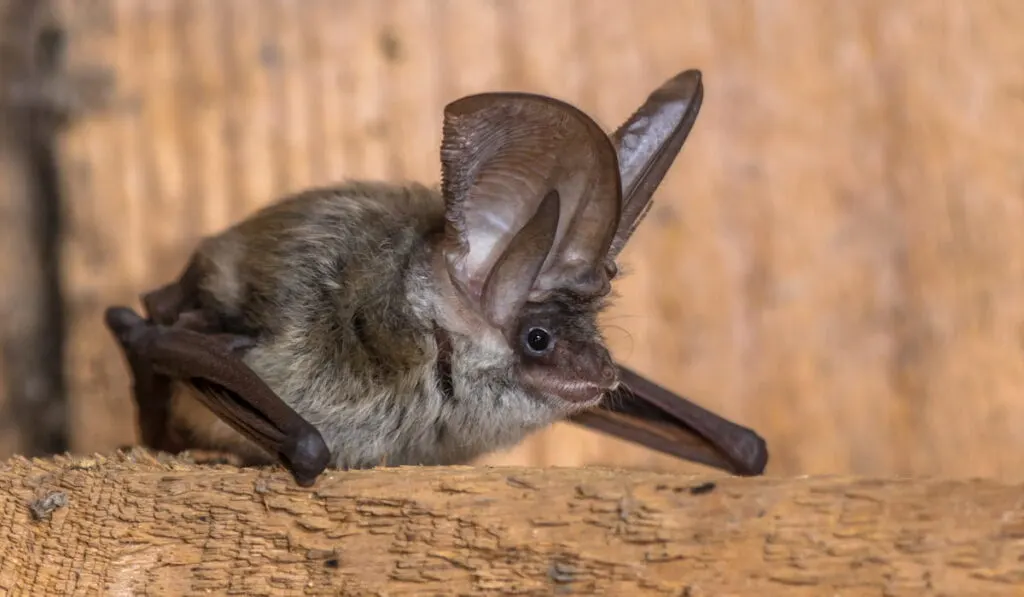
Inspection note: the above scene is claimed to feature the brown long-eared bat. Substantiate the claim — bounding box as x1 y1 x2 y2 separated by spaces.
104 69 769 487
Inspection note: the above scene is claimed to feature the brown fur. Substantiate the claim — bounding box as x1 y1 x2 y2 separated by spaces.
169 182 614 469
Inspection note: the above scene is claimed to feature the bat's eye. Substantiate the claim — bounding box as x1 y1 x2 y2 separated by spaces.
523 327 554 356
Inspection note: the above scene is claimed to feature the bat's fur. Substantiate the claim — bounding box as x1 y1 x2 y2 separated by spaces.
170 181 614 469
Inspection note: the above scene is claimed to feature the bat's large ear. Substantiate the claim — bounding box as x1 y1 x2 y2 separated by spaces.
607 69 704 258
440 92 622 330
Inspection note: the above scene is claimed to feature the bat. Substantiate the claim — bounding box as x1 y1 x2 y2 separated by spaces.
104 68 769 487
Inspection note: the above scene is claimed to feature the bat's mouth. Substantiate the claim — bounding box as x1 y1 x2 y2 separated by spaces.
520 366 617 410
545 380 612 410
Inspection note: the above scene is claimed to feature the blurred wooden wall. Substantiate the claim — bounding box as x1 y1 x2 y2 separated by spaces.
2 0 1022 479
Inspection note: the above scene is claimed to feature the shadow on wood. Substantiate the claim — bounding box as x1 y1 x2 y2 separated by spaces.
2 451 1024 595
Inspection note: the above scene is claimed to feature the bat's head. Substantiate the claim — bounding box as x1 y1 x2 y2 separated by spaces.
436 70 704 411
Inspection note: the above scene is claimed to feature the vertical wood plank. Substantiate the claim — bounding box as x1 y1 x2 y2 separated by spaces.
57 0 140 452
0 0 67 458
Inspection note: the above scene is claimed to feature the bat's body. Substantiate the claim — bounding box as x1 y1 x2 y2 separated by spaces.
158 183 576 469
107 69 769 486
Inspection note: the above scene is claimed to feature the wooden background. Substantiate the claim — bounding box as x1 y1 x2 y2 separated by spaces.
2 0 1023 479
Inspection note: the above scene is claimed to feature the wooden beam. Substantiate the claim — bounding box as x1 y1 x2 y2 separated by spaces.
1 452 1023 595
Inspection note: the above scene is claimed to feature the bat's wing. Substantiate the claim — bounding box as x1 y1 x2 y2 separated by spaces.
569 365 768 476
104 260 330 486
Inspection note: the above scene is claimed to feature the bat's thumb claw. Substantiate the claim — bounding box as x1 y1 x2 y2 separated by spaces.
104 306 150 347
282 428 331 487
730 431 769 476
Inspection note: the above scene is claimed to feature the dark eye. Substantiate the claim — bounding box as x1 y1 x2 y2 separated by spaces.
523 327 554 356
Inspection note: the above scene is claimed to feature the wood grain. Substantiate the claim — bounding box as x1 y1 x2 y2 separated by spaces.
2 452 1024 596
51 1 1024 477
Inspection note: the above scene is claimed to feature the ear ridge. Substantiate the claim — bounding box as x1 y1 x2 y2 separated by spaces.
480 190 561 328
608 69 704 258
439 92 622 315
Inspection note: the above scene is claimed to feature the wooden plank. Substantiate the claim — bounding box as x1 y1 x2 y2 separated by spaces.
4 454 1024 595
54 0 1024 477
